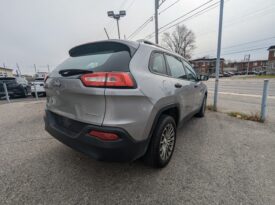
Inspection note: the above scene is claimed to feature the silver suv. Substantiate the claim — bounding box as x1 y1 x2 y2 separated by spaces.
44 40 208 168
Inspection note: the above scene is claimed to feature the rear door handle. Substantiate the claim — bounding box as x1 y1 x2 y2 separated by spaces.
175 83 182 88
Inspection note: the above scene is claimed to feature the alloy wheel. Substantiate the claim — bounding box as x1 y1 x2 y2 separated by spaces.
159 123 175 161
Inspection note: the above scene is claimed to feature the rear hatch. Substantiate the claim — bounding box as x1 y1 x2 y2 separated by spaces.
45 40 139 126
31 78 45 92
0 78 18 93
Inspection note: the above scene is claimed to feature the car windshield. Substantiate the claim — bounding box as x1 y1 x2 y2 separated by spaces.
34 78 44 82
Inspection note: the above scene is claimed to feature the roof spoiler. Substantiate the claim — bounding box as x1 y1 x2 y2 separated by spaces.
69 40 139 57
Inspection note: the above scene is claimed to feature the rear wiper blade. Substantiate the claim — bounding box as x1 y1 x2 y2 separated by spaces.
59 69 93 77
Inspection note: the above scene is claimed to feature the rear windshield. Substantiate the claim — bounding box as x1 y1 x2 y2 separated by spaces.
0 78 16 84
51 42 135 77
56 50 131 73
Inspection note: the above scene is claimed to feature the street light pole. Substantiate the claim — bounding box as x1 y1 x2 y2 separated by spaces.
116 18 121 39
213 0 224 111
107 10 126 40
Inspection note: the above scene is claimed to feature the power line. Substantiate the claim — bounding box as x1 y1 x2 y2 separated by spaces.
119 0 128 9
194 36 275 56
193 2 274 40
160 1 219 33
145 0 218 39
126 0 136 10
159 0 183 15
222 46 268 56
160 0 215 31
128 0 185 40
128 16 154 39
159 0 169 8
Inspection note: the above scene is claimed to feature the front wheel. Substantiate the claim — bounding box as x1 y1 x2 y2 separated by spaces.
22 88 28 98
195 95 207 117
144 115 176 168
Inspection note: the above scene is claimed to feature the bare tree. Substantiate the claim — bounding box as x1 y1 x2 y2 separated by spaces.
162 25 196 59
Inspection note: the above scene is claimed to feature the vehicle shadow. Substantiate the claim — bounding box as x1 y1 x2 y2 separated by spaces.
4 116 215 204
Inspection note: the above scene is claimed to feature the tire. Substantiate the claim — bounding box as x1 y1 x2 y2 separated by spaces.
31 93 36 98
195 95 207 118
144 115 177 168
22 88 28 98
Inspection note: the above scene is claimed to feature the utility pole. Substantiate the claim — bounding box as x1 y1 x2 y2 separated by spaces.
155 0 159 44
107 10 126 39
154 0 166 44
47 64 50 73
213 0 224 111
33 64 36 77
104 27 110 39
246 54 250 75
16 63 22 77
3 63 6 68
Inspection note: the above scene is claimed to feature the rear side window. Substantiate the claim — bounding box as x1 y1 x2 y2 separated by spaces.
149 52 167 75
165 55 187 79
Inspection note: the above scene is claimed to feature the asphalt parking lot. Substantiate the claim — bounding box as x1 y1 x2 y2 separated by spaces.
1 101 275 204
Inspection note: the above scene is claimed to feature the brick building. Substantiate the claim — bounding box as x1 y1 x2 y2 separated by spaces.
190 58 225 74
228 60 268 72
267 45 275 74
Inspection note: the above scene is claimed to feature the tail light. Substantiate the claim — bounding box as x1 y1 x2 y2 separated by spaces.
88 130 119 141
81 72 135 88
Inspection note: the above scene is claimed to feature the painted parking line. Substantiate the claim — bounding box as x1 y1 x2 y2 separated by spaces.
208 91 275 99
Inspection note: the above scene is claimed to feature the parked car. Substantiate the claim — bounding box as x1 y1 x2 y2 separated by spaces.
209 73 223 78
223 72 232 77
0 77 30 98
31 78 46 97
259 71 266 75
44 40 208 168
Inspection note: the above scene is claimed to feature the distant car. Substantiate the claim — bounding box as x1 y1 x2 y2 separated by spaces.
209 73 223 78
223 72 232 77
31 78 46 97
0 77 30 98
259 71 266 75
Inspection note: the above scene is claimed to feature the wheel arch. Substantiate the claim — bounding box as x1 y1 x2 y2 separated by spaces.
147 104 180 142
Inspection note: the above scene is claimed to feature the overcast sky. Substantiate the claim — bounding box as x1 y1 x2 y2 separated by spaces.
0 0 274 74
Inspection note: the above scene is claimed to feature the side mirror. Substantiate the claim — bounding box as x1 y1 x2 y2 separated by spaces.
198 74 209 81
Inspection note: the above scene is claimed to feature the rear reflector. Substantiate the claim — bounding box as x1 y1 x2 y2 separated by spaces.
88 130 119 141
81 72 134 88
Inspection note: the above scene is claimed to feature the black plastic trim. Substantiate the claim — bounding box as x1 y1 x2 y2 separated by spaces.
44 110 147 162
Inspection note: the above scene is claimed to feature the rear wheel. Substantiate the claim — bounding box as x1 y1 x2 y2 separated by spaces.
144 115 176 168
195 95 207 117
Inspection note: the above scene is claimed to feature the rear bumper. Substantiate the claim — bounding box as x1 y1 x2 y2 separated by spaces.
44 110 148 162
0 87 23 97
